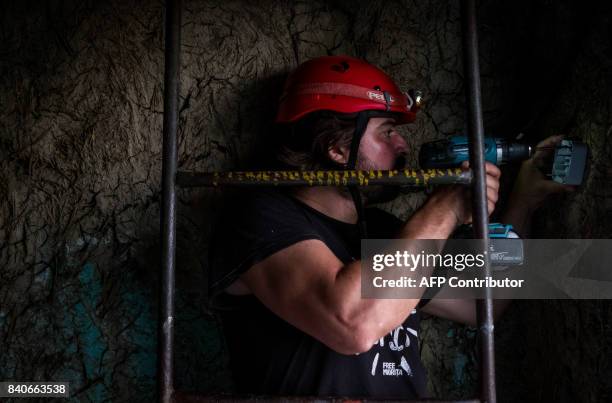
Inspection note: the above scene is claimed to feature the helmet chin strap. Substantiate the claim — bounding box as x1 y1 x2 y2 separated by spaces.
347 111 371 238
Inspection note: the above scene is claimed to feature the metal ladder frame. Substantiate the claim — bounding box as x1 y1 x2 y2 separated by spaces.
157 0 495 402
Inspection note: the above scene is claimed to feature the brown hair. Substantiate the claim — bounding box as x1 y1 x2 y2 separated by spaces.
275 111 357 170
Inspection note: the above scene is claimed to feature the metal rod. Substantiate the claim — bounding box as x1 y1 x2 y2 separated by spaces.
461 1 496 402
173 392 481 403
176 168 472 188
159 0 181 402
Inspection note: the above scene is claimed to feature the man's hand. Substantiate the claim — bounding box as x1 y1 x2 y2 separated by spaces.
510 135 576 211
427 161 501 226
503 135 576 235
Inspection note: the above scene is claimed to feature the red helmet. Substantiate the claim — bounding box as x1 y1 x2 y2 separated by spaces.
276 55 421 124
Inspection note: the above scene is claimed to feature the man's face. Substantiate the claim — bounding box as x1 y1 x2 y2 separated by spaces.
356 117 408 171
355 117 409 203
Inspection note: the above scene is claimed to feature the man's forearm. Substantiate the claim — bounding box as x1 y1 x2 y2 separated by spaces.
400 191 461 239
502 196 535 237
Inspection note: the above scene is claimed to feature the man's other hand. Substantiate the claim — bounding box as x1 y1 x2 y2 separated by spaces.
502 135 577 236
510 134 576 211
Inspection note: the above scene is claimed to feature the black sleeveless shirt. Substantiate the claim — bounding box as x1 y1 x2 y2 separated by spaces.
209 189 429 399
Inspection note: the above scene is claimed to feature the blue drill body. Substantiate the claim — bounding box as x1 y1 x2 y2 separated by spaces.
419 136 530 241
419 135 531 168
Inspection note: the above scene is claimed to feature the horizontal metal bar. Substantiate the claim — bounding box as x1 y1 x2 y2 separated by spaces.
176 168 471 188
173 393 481 403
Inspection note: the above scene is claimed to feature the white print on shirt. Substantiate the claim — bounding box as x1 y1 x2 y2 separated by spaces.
370 309 418 377
400 356 413 376
371 352 380 376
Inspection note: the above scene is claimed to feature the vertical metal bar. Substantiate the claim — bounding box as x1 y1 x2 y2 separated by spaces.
159 0 181 402
460 1 496 403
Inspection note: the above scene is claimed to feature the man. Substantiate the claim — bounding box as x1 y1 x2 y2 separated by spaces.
209 56 571 398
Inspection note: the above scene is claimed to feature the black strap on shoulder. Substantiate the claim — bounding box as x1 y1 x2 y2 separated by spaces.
348 186 367 237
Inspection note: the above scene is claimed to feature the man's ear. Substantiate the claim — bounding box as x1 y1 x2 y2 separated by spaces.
328 142 350 165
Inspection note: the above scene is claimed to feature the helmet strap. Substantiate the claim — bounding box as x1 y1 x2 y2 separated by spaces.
345 110 397 238
346 111 372 238
347 112 370 169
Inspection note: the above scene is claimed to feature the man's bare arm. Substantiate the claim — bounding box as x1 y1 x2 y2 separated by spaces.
233 163 500 355
241 194 457 354
238 193 458 355
421 137 574 325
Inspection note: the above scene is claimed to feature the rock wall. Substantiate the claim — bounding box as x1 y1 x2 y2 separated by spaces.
1 0 611 401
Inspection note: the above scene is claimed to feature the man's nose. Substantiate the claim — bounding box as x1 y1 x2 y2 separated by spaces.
393 134 408 154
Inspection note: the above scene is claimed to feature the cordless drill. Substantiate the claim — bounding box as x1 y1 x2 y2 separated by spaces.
419 135 530 263
419 135 587 186
419 135 532 168
418 135 587 265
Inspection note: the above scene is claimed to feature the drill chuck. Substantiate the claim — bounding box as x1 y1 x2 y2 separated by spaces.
499 142 532 164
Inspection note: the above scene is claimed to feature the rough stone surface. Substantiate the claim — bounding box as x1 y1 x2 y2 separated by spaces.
1 0 611 401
